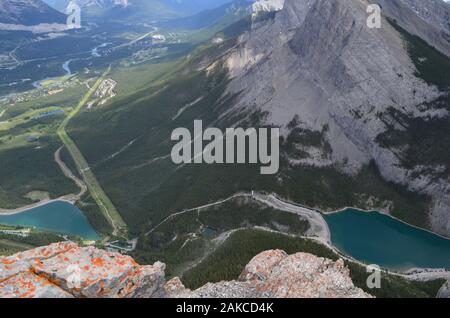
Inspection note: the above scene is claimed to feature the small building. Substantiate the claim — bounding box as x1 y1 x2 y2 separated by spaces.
26 136 39 142
152 34 166 44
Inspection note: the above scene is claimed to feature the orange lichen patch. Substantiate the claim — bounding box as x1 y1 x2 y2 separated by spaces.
40 248 51 258
83 278 98 287
33 259 44 268
1 259 16 265
116 259 127 266
0 261 31 283
0 271 72 298
2 243 167 298
13 242 78 262
40 279 53 287
91 257 105 267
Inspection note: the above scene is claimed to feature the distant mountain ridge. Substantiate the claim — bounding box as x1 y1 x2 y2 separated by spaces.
43 0 236 20
0 0 66 26
160 0 252 30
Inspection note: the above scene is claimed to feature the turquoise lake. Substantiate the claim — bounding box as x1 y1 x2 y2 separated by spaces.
0 201 99 240
325 209 450 270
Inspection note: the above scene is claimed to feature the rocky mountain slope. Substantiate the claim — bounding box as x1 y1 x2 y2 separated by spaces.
378 0 450 55
0 0 66 25
0 242 371 298
222 0 450 236
400 0 450 32
62 0 450 245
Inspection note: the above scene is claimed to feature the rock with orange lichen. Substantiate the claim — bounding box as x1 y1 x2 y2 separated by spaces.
0 242 78 283
239 249 287 282
0 271 73 298
12 242 79 261
0 244 372 298
0 242 165 298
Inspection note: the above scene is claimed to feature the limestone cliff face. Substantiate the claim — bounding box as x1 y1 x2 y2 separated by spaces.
0 242 371 298
378 0 450 56
400 0 450 33
222 0 450 235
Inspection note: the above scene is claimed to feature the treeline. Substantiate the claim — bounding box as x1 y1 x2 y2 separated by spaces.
0 232 63 248
388 19 450 90
0 245 24 256
77 194 112 235
182 229 337 289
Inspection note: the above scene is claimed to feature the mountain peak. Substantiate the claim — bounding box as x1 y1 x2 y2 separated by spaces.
223 0 450 236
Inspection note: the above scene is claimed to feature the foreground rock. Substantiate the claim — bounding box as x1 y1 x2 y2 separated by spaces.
166 250 371 298
0 242 165 298
0 242 371 298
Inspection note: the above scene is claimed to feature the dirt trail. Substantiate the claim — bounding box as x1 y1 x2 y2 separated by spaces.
0 149 88 216
56 67 127 237
145 192 331 243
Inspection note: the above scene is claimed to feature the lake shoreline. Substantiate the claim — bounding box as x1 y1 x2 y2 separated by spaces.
324 206 450 242
2 192 450 277
0 197 76 216
269 192 450 241
0 200 99 241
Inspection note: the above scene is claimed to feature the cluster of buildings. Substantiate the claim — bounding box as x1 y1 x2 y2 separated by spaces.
0 228 31 238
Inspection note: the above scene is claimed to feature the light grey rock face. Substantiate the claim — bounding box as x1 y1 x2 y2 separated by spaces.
252 0 285 17
223 0 450 235
401 0 450 32
378 0 450 56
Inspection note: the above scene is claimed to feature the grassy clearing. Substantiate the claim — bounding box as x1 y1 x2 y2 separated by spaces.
38 75 73 88
0 106 63 131
57 69 127 236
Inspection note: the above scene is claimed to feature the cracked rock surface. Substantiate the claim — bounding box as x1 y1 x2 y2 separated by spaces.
0 243 371 298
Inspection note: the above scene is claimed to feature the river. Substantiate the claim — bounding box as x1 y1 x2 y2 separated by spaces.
62 59 72 76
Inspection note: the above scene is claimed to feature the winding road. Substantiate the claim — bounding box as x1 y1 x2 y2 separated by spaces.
145 191 331 243
54 146 87 200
